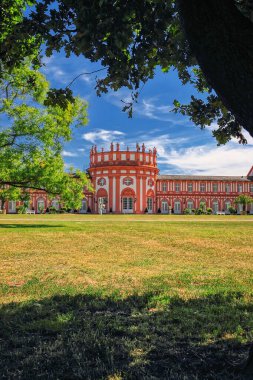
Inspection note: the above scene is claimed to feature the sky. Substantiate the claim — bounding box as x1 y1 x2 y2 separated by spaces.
42 52 253 176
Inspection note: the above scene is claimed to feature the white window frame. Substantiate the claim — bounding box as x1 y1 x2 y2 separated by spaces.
161 201 168 214
174 201 181 214
8 200 16 213
147 197 153 213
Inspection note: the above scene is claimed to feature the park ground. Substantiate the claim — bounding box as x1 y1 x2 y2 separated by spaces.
0 214 253 379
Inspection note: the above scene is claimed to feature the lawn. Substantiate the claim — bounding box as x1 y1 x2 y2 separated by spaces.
0 214 253 379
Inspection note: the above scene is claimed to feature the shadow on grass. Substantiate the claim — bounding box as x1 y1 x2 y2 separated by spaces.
0 292 252 379
0 224 64 229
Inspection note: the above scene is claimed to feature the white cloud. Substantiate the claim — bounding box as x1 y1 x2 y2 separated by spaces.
158 144 253 176
62 150 78 157
82 129 125 144
77 148 85 152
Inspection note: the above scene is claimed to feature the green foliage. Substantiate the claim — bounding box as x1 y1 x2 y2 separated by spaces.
228 206 237 215
1 1 253 142
48 206 58 214
234 194 253 211
16 205 27 214
0 186 21 209
206 207 212 215
0 60 91 203
183 208 191 214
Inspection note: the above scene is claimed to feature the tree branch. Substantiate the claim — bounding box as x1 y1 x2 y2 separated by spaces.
66 67 108 88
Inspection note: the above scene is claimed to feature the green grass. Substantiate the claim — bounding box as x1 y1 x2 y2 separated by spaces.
0 214 253 379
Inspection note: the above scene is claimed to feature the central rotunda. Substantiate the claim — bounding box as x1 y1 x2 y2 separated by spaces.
88 142 158 214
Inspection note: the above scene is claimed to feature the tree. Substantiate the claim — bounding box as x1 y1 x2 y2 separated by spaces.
0 59 91 205
1 1 253 143
0 186 21 212
234 194 253 213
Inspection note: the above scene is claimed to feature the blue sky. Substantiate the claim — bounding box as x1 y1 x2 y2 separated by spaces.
42 52 253 176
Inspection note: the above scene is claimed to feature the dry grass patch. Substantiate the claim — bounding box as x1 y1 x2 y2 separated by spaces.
0 216 253 379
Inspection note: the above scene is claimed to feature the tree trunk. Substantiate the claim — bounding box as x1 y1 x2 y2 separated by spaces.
242 345 253 375
177 0 253 137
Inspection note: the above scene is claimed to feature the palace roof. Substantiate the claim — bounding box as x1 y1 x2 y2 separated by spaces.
158 175 253 182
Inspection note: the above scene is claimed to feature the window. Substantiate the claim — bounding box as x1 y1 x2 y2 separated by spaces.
187 200 194 211
37 199 45 212
174 201 181 214
238 184 243 192
161 201 168 213
122 197 133 212
199 200 206 211
188 183 193 192
123 177 133 186
175 183 181 192
80 199 87 213
147 197 153 212
98 197 107 213
162 182 167 192
200 183 206 192
212 201 219 213
225 184 230 193
148 179 154 187
51 199 59 210
250 184 253 193
8 200 16 213
225 200 231 210
212 183 218 192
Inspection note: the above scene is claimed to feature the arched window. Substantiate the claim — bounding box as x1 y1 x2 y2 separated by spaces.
187 200 194 211
80 199 87 213
225 200 231 211
212 200 219 213
161 200 168 213
8 200 16 213
37 198 45 213
174 200 181 214
51 199 59 210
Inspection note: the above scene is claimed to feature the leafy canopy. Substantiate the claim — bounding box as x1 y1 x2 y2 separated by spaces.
0 59 91 209
1 0 253 144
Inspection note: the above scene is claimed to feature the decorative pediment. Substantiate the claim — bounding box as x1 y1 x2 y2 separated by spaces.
247 166 253 178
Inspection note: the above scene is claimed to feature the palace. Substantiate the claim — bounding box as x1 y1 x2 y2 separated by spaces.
4 143 253 214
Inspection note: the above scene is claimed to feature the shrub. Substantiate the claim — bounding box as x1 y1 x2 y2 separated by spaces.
195 208 206 215
206 207 212 214
144 207 148 213
16 205 27 214
157 208 161 214
49 207 57 214
183 208 191 214
87 206 91 213
228 206 237 214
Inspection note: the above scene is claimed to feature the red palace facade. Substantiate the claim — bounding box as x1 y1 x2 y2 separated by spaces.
85 143 253 215
4 142 253 214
